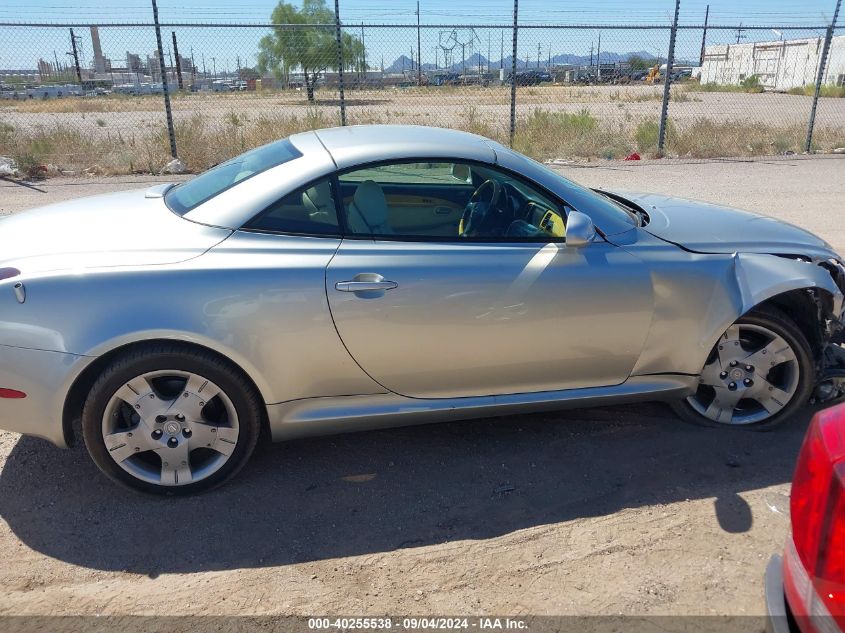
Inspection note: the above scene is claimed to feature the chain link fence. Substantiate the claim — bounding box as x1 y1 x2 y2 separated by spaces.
0 13 843 176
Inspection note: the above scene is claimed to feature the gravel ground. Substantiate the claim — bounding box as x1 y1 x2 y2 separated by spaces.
3 86 844 135
0 155 843 619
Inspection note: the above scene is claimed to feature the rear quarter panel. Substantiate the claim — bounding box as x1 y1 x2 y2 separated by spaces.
0 233 382 405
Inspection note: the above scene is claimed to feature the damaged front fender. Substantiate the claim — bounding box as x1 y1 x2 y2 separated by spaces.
627 244 844 383
733 253 843 324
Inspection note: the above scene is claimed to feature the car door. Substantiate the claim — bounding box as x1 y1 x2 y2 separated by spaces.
325 160 655 399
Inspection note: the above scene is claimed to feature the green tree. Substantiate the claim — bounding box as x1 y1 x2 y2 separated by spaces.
627 54 657 72
257 0 365 102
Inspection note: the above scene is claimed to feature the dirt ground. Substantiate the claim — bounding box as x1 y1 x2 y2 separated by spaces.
3 84 844 134
0 156 843 619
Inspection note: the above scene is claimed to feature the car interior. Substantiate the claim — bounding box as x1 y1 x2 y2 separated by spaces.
246 161 568 240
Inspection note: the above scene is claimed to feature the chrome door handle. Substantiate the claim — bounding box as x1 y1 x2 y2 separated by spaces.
335 274 398 293
336 280 398 292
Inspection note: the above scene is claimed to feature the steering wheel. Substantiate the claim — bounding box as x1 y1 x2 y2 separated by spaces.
459 179 503 237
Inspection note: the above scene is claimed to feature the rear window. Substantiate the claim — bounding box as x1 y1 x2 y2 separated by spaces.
164 138 302 215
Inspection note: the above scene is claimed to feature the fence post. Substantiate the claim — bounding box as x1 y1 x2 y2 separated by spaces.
509 0 519 147
334 0 347 126
69 28 83 85
151 0 177 159
657 0 680 157
805 0 841 152
172 31 184 91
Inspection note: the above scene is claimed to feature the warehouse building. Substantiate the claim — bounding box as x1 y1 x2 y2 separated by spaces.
699 34 845 90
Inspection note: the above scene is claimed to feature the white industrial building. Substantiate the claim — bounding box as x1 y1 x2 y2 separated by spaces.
699 34 845 90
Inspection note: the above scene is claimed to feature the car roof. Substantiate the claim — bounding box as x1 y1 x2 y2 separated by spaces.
183 125 636 237
305 125 498 169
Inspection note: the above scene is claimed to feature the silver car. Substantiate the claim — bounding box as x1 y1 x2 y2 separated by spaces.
1 125 844 494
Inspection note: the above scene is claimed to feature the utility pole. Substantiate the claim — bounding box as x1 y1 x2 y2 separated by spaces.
487 31 491 74
416 0 422 86
69 28 82 84
537 42 541 68
699 4 710 67
500 30 504 70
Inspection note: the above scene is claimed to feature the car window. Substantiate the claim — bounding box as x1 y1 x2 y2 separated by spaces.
165 138 302 215
243 178 340 236
338 160 567 241
341 162 471 186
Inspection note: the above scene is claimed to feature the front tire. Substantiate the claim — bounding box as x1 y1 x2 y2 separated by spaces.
671 308 814 430
82 344 262 494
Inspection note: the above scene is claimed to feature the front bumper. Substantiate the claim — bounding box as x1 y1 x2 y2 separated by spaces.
0 343 90 447
765 555 795 633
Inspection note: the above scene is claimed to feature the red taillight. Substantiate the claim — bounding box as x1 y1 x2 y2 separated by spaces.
0 388 26 399
791 403 845 624
0 267 20 281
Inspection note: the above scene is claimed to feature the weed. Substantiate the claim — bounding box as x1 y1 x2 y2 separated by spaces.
787 84 845 98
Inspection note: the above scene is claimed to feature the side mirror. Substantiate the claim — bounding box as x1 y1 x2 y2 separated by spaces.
451 163 471 183
565 211 596 248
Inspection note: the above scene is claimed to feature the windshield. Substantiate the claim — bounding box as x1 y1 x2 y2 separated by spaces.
526 156 637 227
165 138 302 215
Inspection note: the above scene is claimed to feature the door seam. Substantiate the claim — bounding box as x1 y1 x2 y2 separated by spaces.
323 238 396 395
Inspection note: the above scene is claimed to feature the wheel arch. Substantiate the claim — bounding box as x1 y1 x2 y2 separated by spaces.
62 338 270 447
686 254 843 382
747 287 835 361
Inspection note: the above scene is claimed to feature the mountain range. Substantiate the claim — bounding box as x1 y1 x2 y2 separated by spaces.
382 50 681 74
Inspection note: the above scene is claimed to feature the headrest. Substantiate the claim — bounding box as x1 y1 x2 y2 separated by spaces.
352 180 389 226
302 182 332 214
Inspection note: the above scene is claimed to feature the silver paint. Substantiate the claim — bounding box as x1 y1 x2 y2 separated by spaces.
0 125 842 450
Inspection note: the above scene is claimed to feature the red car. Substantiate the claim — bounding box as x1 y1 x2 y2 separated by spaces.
766 403 845 633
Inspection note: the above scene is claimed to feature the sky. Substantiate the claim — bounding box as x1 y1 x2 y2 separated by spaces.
0 0 840 73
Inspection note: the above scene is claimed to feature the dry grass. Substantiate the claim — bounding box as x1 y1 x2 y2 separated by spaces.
512 108 633 160
687 76 766 94
0 83 701 116
667 119 844 158
0 109 344 175
2 100 844 176
787 84 845 98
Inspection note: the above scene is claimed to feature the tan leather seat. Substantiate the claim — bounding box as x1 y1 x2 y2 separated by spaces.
301 182 335 225
347 180 393 235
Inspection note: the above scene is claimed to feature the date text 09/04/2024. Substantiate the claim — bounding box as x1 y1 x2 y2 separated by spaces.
307 618 529 630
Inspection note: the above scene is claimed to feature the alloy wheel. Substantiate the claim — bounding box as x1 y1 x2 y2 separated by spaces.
687 323 801 425
100 370 239 486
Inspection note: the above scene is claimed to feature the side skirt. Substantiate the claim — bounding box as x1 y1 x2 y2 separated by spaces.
266 375 697 442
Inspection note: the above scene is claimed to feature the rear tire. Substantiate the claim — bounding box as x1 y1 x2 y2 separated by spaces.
82 344 262 495
671 308 814 430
